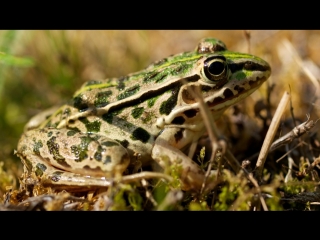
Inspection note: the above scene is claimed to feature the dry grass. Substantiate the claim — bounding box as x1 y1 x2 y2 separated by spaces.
0 30 320 210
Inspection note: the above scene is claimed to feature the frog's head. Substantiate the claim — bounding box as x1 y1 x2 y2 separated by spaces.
159 38 271 129
188 47 271 112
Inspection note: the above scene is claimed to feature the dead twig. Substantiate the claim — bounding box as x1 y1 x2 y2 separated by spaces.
255 91 290 182
270 116 318 152
185 84 227 195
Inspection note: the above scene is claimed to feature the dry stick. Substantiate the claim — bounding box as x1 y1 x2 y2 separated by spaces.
187 86 225 195
247 120 314 162
270 117 317 152
255 91 290 182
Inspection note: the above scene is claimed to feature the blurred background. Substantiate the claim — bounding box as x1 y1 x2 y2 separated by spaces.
1 30 320 196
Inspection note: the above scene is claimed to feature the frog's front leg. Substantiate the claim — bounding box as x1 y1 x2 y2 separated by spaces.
17 128 130 190
152 127 215 192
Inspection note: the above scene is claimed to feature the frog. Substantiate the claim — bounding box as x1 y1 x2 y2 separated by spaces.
17 38 271 192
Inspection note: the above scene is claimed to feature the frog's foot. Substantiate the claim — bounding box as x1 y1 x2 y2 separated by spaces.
21 163 116 191
20 162 173 192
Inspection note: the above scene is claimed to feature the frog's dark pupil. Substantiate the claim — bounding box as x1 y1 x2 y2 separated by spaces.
208 61 225 75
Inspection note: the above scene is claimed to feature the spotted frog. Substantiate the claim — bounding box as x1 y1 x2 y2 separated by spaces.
17 38 271 192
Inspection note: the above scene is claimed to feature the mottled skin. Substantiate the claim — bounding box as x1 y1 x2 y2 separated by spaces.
17 38 271 191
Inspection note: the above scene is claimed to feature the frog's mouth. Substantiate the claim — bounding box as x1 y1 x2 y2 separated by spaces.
206 75 268 112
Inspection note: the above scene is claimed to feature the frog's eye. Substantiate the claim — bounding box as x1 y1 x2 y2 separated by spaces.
202 57 228 82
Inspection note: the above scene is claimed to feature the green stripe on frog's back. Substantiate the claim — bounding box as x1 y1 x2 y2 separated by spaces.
73 80 118 98
130 51 202 83
94 53 205 113
71 53 202 112
105 74 200 114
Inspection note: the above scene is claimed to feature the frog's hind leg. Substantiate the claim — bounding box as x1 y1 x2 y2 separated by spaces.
18 153 116 192
39 167 174 191
20 159 173 192
17 128 131 192
41 166 115 190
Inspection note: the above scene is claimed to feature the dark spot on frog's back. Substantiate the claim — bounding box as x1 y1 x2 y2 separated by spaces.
47 136 70 167
117 84 140 100
131 127 151 143
33 140 43 155
35 163 47 177
71 136 93 162
79 117 101 133
73 94 89 111
143 71 160 83
94 90 112 108
159 85 180 115
131 107 144 119
102 109 122 124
